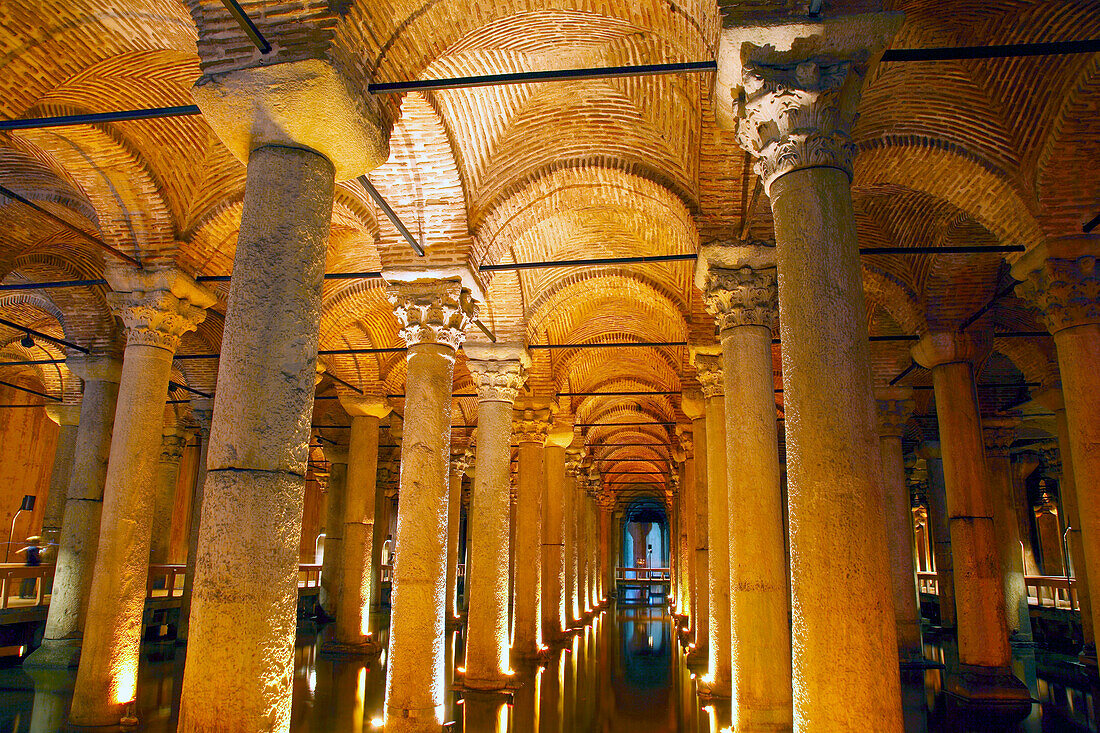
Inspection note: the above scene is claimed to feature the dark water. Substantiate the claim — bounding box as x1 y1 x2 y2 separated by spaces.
0 608 1095 731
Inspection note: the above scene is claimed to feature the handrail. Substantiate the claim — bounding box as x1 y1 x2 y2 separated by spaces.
615 567 671 582
918 570 1080 612
147 564 187 599
0 564 54 609
298 563 322 589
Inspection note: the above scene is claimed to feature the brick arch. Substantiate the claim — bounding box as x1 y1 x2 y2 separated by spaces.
3 254 116 350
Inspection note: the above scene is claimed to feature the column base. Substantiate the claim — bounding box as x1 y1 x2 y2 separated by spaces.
685 647 708 671
457 675 519 692
944 665 1032 722
320 638 382 657
696 678 732 700
445 615 464 633
23 638 82 669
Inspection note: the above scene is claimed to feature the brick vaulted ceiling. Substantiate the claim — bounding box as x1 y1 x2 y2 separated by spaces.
0 0 1096 501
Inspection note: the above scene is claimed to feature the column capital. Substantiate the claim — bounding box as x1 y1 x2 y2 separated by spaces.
873 386 915 438
105 265 215 352
513 406 552 444
565 449 584 477
465 343 530 403
383 268 483 351
44 402 82 427
982 416 1019 457
161 428 188 465
190 397 214 434
1010 240 1099 334
690 347 723 399
917 441 941 461
680 388 705 420
452 448 474 478
66 353 123 383
715 12 902 192
339 395 392 419
545 418 575 449
911 331 991 370
324 443 349 466
696 240 779 333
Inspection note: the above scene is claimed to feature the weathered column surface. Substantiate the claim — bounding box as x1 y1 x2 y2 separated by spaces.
177 399 212 644
382 271 479 733
921 442 957 628
70 266 212 726
718 12 904 730
25 355 121 669
149 426 187 567
691 350 732 697
699 241 792 729
327 396 390 654
543 420 573 644
682 391 708 664
1014 243 1100 665
513 405 550 658
41 403 81 564
875 388 923 664
320 447 348 619
464 344 526 690
564 451 580 624
445 451 467 625
983 418 1032 643
912 332 1029 714
674 432 694 626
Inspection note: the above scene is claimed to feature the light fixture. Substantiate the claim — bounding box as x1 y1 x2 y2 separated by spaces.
20 334 33 348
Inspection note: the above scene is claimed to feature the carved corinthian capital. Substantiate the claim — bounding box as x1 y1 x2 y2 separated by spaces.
714 12 902 192
1011 241 1099 334
982 417 1018 458
386 278 479 350
513 406 552 445
697 240 778 332
105 265 215 353
160 429 188 465
691 351 724 400
873 387 915 439
466 343 530 403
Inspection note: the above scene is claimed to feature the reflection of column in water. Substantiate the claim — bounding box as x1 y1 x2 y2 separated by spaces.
512 668 540 732
462 692 509 732
539 650 565 733
330 661 366 731
26 668 75 733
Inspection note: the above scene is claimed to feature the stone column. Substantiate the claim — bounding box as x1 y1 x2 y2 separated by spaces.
446 450 471 625
983 418 1032 643
1014 245 1100 663
673 434 694 626
718 12 905 729
920 442 957 628
463 345 527 690
177 399 212 644
320 447 348 619
599 499 614 605
874 388 923 664
698 241 791 727
149 426 187 567
513 405 550 658
327 396 390 654
70 267 212 726
382 271 479 732
912 332 1029 713
681 390 708 663
40 403 81 564
576 478 591 615
564 451 581 625
543 420 572 644
691 351 732 697
24 354 121 669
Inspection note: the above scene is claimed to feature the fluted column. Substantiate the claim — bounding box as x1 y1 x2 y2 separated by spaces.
513 405 550 659
1014 244 1100 663
543 420 573 644
25 354 122 669
983 418 1032 643
699 241 791 727
149 426 187 567
912 332 1029 713
382 272 479 733
464 345 526 690
719 13 905 729
40 404 81 564
320 446 348 619
681 390 708 663
70 266 212 726
874 388 923 664
177 399 212 643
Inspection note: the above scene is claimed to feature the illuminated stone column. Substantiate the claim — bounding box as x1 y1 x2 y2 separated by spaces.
673 433 694 625
40 403 81 563
874 388 923 664
699 241 791 727
382 271 479 732
446 450 472 625
1014 244 1100 665
149 426 187 567
691 351 732 697
70 266 212 726
513 405 551 658
25 355 121 669
177 399 212 643
464 345 527 690
983 418 1032 642
576 476 592 615
543 420 573 643
718 12 905 729
920 442 956 628
681 389 708 662
912 332 1029 713
320 446 348 618
327 396 391 654
564 451 581 625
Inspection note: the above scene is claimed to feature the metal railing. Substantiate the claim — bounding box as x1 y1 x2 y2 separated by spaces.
0 564 53 609
298 564 322 589
917 570 1079 612
147 564 186 598
615 567 671 582
916 571 939 595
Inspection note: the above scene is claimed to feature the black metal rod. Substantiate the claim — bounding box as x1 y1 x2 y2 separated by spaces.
220 0 271 53
0 378 61 401
560 391 678 397
168 381 213 399
0 358 65 367
0 403 50 408
1083 211 1100 234
961 280 1020 330
881 38 1100 62
480 253 696 272
590 442 670 448
368 61 717 94
319 347 407 356
0 184 140 266
0 105 202 131
575 421 676 428
325 372 364 396
358 176 424 256
859 245 1024 255
0 317 89 353
531 341 686 350
473 320 497 343
0 279 108 291
889 361 920 386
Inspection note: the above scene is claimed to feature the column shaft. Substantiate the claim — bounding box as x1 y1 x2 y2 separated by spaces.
924 450 957 627
320 459 347 618
691 414 708 656
881 435 924 661
563 461 577 624
40 407 80 563
1051 404 1094 651
177 405 211 644
445 462 463 622
149 429 186 567
513 435 545 656
543 442 567 642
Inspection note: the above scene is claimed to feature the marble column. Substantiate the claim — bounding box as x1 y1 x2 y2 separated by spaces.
149 426 187 568
691 350 732 697
564 451 581 625
600 500 614 605
327 396 390 654
70 266 212 726
921 442 957 628
719 12 905 729
382 271 479 732
513 405 551 658
1014 245 1100 664
983 418 1032 643
445 450 470 625
464 345 527 690
576 477 591 615
543 421 573 644
673 434 694 626
875 388 923 664
698 241 791 727
912 332 1029 712
24 354 122 669
681 390 708 663
320 447 348 619
40 403 81 564
177 399 212 644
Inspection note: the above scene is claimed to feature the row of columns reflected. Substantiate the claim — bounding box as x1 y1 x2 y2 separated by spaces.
18 15 1100 733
